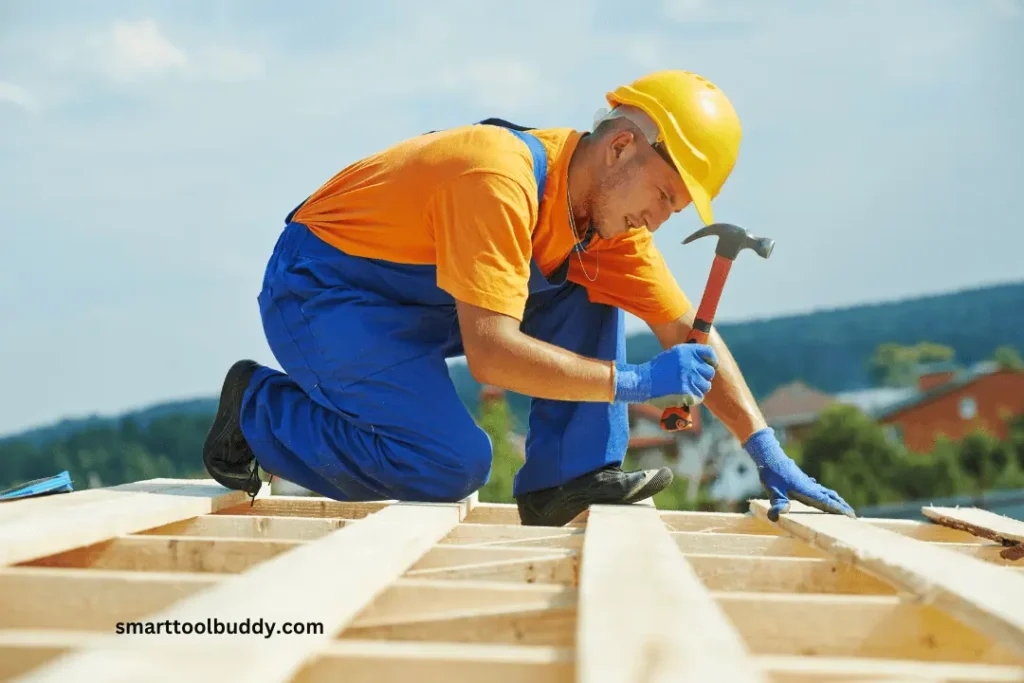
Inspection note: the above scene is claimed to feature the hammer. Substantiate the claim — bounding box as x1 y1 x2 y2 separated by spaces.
655 223 775 431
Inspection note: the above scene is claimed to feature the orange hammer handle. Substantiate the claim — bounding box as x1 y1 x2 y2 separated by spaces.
659 255 734 431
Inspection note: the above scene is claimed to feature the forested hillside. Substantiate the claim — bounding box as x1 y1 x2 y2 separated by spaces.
2 280 1021 491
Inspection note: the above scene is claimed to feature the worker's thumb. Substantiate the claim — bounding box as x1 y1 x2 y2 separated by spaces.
767 487 791 522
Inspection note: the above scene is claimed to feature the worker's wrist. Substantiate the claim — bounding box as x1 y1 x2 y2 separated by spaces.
612 361 651 403
742 427 783 467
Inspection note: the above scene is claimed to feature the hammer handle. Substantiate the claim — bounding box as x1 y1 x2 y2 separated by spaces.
658 255 734 432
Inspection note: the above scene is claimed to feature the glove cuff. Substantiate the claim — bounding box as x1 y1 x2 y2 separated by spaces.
612 362 651 403
742 427 782 467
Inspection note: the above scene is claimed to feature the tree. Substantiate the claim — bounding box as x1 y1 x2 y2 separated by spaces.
993 345 1024 371
800 403 969 509
475 392 520 504
868 342 955 388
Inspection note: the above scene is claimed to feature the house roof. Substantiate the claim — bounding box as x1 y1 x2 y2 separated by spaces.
876 368 1021 421
759 381 835 426
834 386 919 417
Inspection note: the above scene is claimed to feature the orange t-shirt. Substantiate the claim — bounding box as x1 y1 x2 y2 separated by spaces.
291 124 691 324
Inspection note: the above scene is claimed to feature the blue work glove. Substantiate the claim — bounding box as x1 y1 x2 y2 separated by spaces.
613 344 718 404
743 428 856 521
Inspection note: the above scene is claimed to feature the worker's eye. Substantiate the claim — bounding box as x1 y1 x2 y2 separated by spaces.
659 188 669 202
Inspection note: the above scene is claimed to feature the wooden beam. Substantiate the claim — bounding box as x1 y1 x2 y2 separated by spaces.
0 568 221 630
938 542 1024 566
0 631 575 683
461 503 586 527
577 504 765 683
686 553 895 594
717 592 1024 664
404 547 577 584
342 602 576 647
18 498 473 683
135 515 348 541
440 524 584 550
0 630 97 681
21 535 302 574
672 531 825 558
756 654 1024 682
864 517 990 544
0 479 253 566
215 496 390 519
352 579 574 629
297 641 574 683
922 506 1024 561
660 510 782 535
750 499 1024 658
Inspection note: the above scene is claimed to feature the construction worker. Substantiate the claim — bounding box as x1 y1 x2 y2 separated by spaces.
202 70 855 526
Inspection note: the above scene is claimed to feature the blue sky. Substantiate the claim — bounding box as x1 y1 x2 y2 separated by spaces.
1 0 1022 435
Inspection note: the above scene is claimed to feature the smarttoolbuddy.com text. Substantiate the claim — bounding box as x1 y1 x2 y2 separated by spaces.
115 618 324 638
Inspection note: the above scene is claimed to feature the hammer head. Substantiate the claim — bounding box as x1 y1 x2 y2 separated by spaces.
682 222 775 261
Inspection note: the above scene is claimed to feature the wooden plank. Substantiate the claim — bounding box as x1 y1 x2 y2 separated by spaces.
18 498 473 683
0 479 253 566
353 579 574 629
865 517 990 544
660 510 781 535
756 654 1024 682
299 641 574 683
939 542 1024 566
672 531 825 558
0 630 98 681
686 553 895 594
135 515 348 540
440 524 584 550
717 592 1024 664
0 568 221 630
215 496 390 519
0 632 575 683
409 545 572 571
22 535 301 574
404 554 577 585
343 602 576 646
577 503 765 683
750 499 1024 658
922 506 1024 560
461 503 586 527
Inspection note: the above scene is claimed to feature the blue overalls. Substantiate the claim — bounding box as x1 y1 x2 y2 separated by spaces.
238 122 630 502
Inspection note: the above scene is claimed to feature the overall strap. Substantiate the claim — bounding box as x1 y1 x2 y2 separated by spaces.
492 126 548 209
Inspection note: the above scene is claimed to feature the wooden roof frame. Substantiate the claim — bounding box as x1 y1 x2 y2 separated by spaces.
1 478 1022 681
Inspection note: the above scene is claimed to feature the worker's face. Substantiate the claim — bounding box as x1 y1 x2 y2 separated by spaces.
589 131 691 240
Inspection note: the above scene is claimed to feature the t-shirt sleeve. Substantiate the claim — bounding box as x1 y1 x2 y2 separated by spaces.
568 229 692 325
427 171 536 320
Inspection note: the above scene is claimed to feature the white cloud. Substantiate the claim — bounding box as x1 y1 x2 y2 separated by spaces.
0 81 40 112
98 19 188 82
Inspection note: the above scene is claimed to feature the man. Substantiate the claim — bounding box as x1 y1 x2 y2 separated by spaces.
202 69 855 526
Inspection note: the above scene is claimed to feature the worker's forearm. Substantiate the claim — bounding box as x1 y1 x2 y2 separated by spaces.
701 327 767 442
468 331 615 403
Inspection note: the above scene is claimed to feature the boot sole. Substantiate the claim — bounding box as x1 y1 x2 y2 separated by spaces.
202 360 260 493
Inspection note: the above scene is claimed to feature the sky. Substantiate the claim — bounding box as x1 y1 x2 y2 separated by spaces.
1 0 1022 435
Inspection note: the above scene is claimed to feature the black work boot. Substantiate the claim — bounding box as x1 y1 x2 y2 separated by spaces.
515 463 674 527
202 360 264 500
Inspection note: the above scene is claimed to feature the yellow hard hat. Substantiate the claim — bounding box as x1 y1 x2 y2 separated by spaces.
606 70 741 225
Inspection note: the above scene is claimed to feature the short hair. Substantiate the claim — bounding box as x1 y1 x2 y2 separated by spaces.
592 104 660 145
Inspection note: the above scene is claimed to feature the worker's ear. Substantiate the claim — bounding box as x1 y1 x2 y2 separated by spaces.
605 129 640 167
